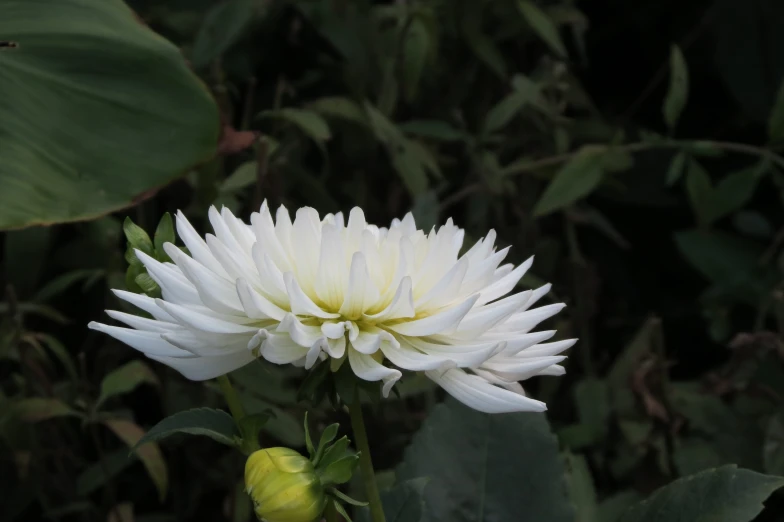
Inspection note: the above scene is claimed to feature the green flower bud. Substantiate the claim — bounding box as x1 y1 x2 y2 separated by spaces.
245 447 327 522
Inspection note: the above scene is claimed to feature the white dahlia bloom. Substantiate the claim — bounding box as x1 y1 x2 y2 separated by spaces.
89 203 574 413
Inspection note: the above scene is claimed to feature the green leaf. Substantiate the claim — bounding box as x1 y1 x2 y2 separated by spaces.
76 449 137 496
308 97 368 126
304 412 315 458
123 218 154 257
313 423 339 466
685 160 714 226
564 452 597 522
665 151 687 186
332 499 354 522
135 272 161 296
709 161 766 221
533 147 605 216
768 79 784 145
355 478 429 522
260 108 331 142
237 412 272 454
221 161 259 193
104 419 168 502
483 77 544 134
397 398 573 522
764 413 784 476
517 1 568 57
319 455 359 486
663 45 689 130
319 436 351 470
3 226 51 298
674 229 773 304
190 0 257 69
401 18 431 102
364 103 429 195
618 465 784 522
597 491 643 522
399 120 465 141
7 398 77 423
133 408 241 449
0 0 219 230
97 360 159 410
153 213 175 257
574 378 610 443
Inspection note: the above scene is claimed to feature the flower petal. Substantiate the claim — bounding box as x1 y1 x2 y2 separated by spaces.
283 272 339 319
88 322 188 357
111 289 175 322
339 252 381 319
475 256 534 306
386 295 479 336
363 276 414 321
236 278 287 321
155 300 259 334
149 350 255 380
175 210 229 278
379 341 455 371
348 348 401 397
425 367 547 413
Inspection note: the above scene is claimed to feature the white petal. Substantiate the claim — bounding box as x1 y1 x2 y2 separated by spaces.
519 338 577 357
481 355 567 381
156 300 259 334
326 336 346 359
111 289 175 322
289 207 322 292
163 246 243 315
259 333 310 365
379 341 455 371
386 295 479 336
523 283 552 311
162 330 253 357
149 350 255 380
348 348 401 397
105 310 179 333
250 202 292 272
278 313 326 348
404 337 502 367
472 368 527 395
363 277 414 321
415 257 469 311
135 250 200 305
454 291 532 335
339 253 380 319
425 368 546 413
314 224 348 310
88 322 188 357
538 364 566 376
498 303 566 332
175 210 229 279
236 278 287 321
283 272 340 319
475 256 533 306
496 330 557 355
351 326 398 355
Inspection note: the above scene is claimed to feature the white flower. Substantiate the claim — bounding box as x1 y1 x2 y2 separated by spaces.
89 203 574 413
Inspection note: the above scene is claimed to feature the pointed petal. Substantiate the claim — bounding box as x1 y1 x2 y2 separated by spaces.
348 348 401 397
475 256 534 306
88 322 188 357
339 253 380 319
425 368 547 413
363 277 414 321
111 289 175 322
175 210 229 278
105 310 179 333
236 278 287 321
149 350 254 380
386 295 479 336
380 341 455 371
156 300 259 334
283 272 339 319
351 326 398 355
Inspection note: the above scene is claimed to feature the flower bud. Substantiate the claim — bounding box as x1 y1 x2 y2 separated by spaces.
245 447 327 522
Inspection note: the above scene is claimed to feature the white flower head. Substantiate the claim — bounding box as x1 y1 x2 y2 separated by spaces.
89 203 575 413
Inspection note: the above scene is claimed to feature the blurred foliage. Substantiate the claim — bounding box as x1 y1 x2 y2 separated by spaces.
2 0 784 520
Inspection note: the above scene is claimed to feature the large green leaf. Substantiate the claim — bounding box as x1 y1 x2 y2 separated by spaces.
356 478 429 522
397 398 573 522
618 465 784 522
134 407 240 449
97 360 159 410
0 0 219 230
533 146 605 216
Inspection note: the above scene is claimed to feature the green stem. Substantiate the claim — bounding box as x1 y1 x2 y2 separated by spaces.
348 399 386 522
217 374 246 422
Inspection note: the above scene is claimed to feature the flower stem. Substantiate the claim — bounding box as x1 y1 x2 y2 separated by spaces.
348 398 386 522
217 374 246 422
